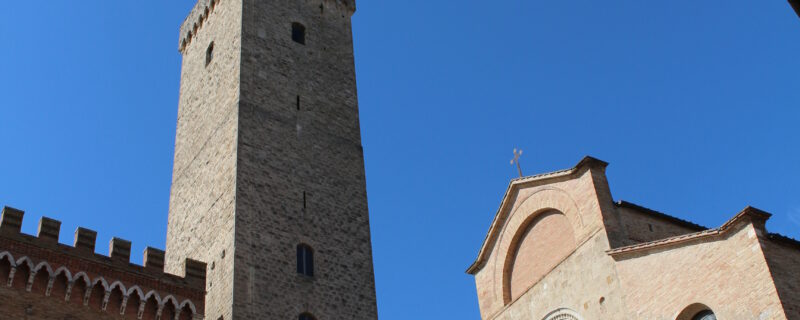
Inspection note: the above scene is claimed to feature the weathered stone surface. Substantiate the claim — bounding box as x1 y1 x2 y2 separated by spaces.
167 0 378 319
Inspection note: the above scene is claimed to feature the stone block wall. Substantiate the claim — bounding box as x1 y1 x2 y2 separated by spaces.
166 0 242 319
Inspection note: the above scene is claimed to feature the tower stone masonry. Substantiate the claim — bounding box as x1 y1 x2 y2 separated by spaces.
166 0 378 319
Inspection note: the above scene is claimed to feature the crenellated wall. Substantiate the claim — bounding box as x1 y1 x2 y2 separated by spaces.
0 206 206 320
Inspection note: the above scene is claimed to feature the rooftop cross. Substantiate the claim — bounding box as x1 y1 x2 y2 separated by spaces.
510 148 524 178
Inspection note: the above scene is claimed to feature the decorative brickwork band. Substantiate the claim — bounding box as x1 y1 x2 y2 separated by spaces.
0 205 206 319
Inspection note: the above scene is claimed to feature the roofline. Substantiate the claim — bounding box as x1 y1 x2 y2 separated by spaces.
607 206 772 257
615 200 707 231
466 156 608 275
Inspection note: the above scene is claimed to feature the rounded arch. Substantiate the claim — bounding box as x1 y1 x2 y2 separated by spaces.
492 187 583 305
502 209 577 303
675 303 717 320
542 308 584 320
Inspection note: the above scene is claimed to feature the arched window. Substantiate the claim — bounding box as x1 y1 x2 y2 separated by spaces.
691 310 716 320
542 308 582 320
292 22 306 45
676 303 716 320
299 312 316 320
297 244 314 277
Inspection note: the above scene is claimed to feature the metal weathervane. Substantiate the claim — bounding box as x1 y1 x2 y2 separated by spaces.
510 148 524 178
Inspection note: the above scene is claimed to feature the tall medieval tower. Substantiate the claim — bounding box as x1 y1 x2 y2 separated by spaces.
165 0 378 319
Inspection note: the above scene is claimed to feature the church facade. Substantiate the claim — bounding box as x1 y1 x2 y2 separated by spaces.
0 0 377 319
468 157 800 320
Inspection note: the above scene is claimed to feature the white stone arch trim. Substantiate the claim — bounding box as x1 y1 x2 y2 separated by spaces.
15 256 35 269
72 272 91 286
109 280 127 293
54 266 73 281
144 290 163 305
33 261 54 276
162 295 180 309
491 187 582 305
542 308 584 320
92 277 110 289
0 251 16 267
127 286 145 300
179 299 198 315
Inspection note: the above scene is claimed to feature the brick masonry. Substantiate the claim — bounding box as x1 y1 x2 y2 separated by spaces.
468 157 800 320
0 207 205 320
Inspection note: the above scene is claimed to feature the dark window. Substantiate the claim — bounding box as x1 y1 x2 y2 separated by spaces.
292 22 306 45
297 95 301 111
299 313 316 320
692 310 716 320
297 244 314 277
206 42 215 66
648 224 653 232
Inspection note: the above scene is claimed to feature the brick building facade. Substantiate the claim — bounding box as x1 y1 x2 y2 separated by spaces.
468 157 800 320
0 0 377 319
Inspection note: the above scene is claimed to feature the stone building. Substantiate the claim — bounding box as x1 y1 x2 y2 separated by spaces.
0 0 378 319
468 157 800 320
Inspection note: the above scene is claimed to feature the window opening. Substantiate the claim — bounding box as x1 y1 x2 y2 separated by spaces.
297 95 301 111
297 244 314 277
692 310 716 320
206 42 215 66
292 22 306 45
299 313 316 320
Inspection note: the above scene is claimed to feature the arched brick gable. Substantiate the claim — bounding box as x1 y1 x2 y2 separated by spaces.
504 210 577 302
492 187 582 306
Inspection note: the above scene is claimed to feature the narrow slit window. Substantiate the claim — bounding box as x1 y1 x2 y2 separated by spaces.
296 95 301 110
206 42 215 66
292 22 306 45
297 244 314 277
303 191 307 209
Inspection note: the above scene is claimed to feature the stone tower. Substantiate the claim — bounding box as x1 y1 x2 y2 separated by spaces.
165 0 378 319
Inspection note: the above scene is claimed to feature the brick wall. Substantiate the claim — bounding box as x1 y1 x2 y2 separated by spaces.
613 221 786 319
761 237 800 318
0 207 205 320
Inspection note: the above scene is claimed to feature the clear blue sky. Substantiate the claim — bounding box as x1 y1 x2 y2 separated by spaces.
1 1 798 319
